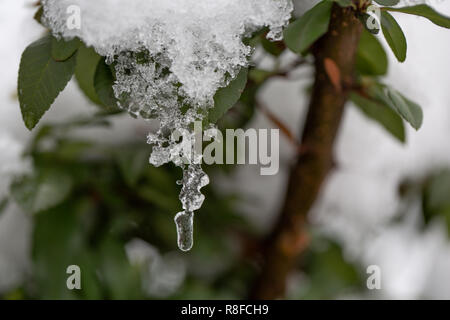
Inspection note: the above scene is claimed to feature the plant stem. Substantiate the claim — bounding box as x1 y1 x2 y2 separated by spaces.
250 4 363 300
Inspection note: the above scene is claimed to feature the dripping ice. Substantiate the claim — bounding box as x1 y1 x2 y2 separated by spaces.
41 0 293 251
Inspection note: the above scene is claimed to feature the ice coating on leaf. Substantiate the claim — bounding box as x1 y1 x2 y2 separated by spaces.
41 0 293 250
42 0 293 106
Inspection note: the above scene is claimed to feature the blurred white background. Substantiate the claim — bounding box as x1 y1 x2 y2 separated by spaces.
1 0 450 299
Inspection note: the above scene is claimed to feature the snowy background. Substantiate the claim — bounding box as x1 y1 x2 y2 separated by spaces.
1 0 450 299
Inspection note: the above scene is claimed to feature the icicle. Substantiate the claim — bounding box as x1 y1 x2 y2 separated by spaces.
174 211 194 252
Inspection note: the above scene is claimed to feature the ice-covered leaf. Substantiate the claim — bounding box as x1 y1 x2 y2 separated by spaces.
42 0 293 109
18 35 77 130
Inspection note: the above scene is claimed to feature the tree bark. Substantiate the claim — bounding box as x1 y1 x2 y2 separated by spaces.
250 4 363 300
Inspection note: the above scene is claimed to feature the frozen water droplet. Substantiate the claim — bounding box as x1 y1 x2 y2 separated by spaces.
174 211 194 252
105 55 114 65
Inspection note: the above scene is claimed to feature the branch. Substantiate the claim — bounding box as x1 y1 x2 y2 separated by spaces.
256 101 302 152
250 4 363 300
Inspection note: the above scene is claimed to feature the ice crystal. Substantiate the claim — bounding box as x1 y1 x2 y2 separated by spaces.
41 0 293 251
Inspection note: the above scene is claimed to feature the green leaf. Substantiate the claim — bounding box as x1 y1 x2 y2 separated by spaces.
422 170 450 235
334 0 353 8
32 203 85 299
261 37 284 57
299 238 363 299
116 147 149 187
94 60 118 109
284 1 333 54
34 6 43 24
386 88 423 130
350 92 405 142
51 36 80 61
0 198 8 217
374 0 399 6
97 238 142 299
248 68 274 85
18 35 77 130
11 169 74 214
372 84 423 130
381 11 407 62
356 29 388 76
385 5 450 29
208 68 248 124
75 45 102 105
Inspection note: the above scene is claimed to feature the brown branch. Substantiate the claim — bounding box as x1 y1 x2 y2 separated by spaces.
256 101 302 152
249 4 363 300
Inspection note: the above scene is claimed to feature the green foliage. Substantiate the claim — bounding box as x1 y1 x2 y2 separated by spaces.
374 0 399 6
284 1 333 54
385 5 450 29
350 92 405 142
334 0 353 8
11 168 74 214
374 4 450 65
17 1 450 138
0 198 8 217
356 29 388 76
349 76 422 139
4 114 260 299
116 147 149 187
372 83 423 130
18 35 77 130
51 37 81 61
294 237 364 299
94 60 119 109
398 169 450 237
33 6 43 24
381 11 407 62
75 45 103 105
32 201 94 299
11 0 450 300
209 68 249 124
261 37 284 57
422 170 450 235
